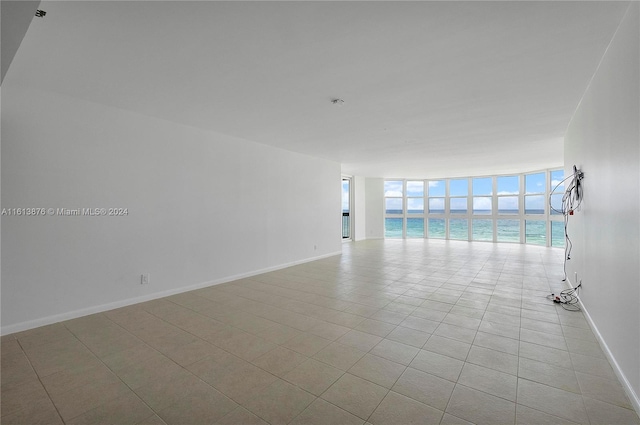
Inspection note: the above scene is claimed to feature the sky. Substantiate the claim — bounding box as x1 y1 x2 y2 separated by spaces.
342 179 350 212
381 170 565 213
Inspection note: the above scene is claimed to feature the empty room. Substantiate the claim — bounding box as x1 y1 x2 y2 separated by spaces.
1 1 639 424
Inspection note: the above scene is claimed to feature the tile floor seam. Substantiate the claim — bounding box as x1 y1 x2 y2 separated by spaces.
11 337 67 425
5 240 636 425
363 386 393 424
132 304 300 368
517 376 592 425
514 281 524 425
64 312 280 423
457 373 520 405
312 383 368 423
162 297 249 326
238 377 320 424
60 320 182 424
561 307 592 425
244 282 355 313
417 361 459 424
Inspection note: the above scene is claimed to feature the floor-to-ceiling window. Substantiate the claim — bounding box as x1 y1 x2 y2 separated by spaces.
427 180 445 239
384 168 565 247
406 181 425 238
471 177 493 242
448 179 469 240
524 171 546 245
549 169 566 248
384 180 404 238
496 175 520 243
342 177 352 239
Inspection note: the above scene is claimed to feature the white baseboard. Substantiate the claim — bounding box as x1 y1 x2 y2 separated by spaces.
567 279 640 417
1 250 342 336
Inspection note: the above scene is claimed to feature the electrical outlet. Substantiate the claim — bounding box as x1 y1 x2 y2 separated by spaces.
141 273 150 285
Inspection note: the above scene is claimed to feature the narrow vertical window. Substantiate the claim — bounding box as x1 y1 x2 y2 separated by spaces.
406 181 424 238
472 177 492 215
549 169 565 215
385 218 403 238
525 172 545 214
497 175 519 214
384 181 404 214
472 219 493 241
449 179 468 214
525 220 546 245
524 172 546 245
497 219 520 243
406 181 424 214
549 169 565 247
428 218 445 239
342 178 351 239
407 218 424 238
428 180 445 214
551 221 565 248
385 180 404 238
449 218 468 240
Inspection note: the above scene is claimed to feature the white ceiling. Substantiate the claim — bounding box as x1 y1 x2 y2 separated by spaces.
7 1 630 178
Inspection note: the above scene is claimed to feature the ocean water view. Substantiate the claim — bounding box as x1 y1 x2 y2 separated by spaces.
383 210 564 247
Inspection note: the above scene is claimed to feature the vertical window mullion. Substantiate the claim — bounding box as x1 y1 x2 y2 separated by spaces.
519 172 525 243
384 180 404 238
467 178 472 241
424 179 427 239
545 170 551 247
492 176 498 243
403 180 407 239
445 179 450 239
427 180 445 239
406 180 425 239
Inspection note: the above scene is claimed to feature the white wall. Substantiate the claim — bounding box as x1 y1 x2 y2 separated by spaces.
0 1 40 84
353 176 366 241
564 2 639 410
365 178 384 239
1 84 342 334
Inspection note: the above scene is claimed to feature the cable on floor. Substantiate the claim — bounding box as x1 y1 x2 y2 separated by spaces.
547 282 582 311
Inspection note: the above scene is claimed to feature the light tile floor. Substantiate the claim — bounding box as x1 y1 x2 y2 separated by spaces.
2 239 639 424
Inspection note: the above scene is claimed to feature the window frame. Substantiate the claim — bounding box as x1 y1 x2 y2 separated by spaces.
384 168 564 247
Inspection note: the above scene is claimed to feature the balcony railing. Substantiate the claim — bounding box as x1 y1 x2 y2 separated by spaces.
342 212 350 239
